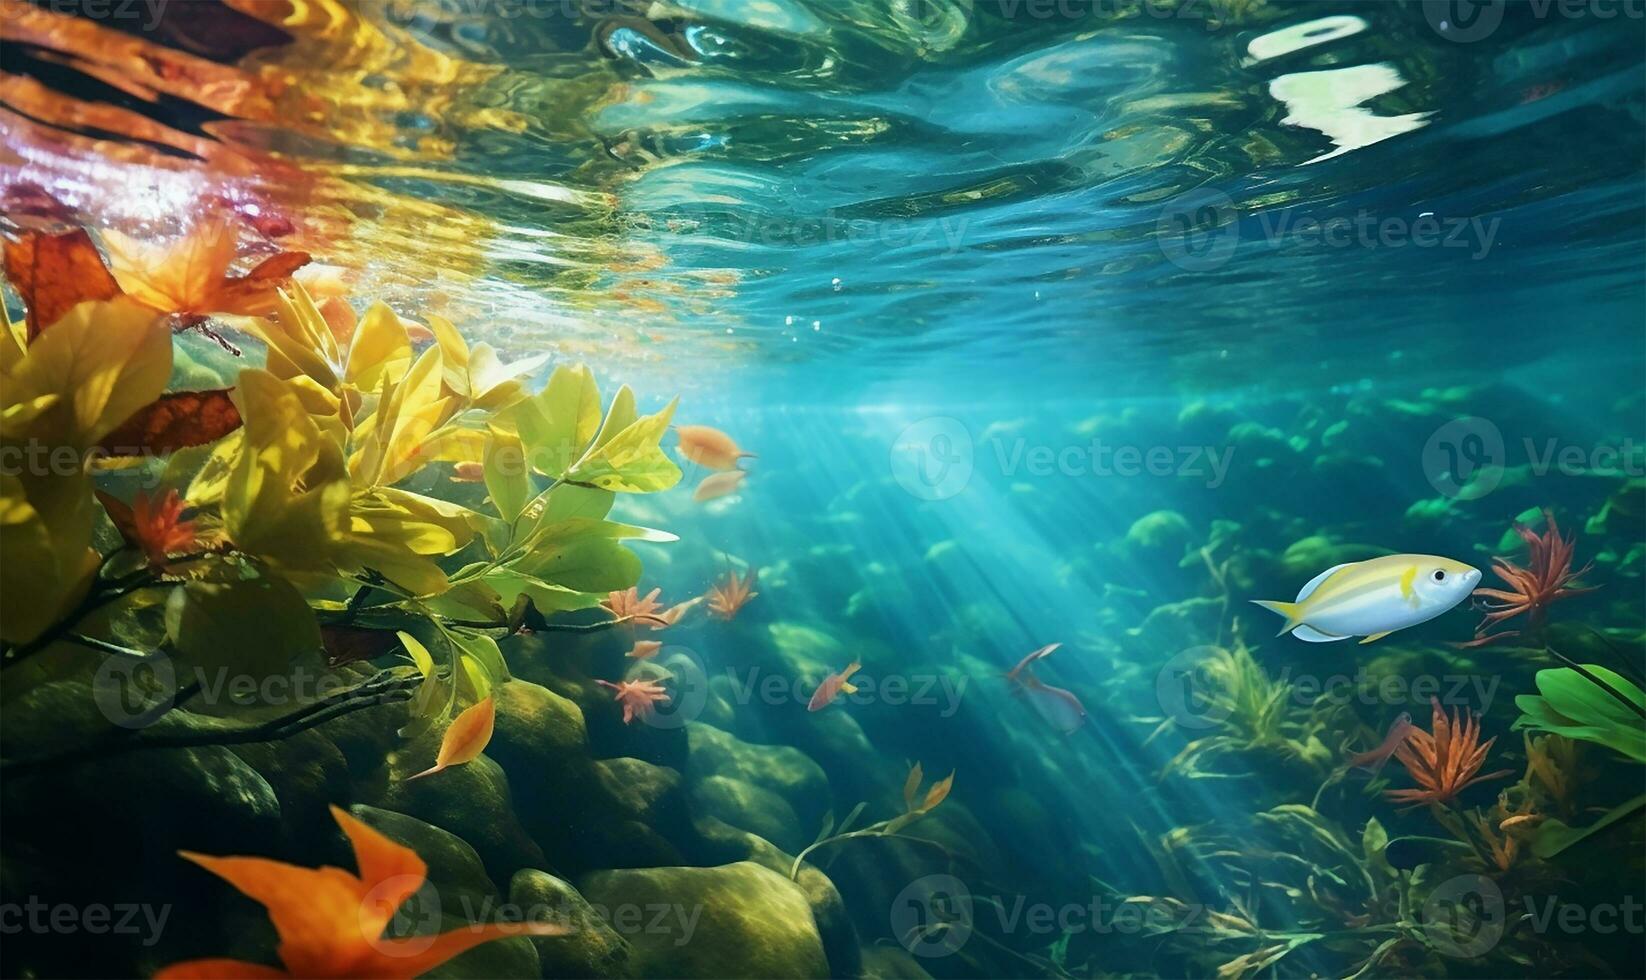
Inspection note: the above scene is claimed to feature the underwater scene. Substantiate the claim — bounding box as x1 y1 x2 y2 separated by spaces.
1 1 1644 978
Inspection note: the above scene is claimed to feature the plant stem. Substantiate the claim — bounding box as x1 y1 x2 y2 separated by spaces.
1 671 420 775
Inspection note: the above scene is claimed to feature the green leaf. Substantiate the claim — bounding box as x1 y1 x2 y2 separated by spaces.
484 424 531 523
1531 793 1646 858
1513 666 1646 762
566 397 682 493
165 575 320 679
450 627 510 684
510 363 601 479
512 533 643 594
483 568 606 615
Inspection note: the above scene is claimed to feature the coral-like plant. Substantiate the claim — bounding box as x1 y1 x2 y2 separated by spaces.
1385 698 1513 809
1461 508 1596 647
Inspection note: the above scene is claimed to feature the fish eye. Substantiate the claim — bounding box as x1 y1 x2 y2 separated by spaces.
1432 570 1446 581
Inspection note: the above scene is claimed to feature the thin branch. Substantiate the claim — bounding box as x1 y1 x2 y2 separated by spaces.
1 671 421 776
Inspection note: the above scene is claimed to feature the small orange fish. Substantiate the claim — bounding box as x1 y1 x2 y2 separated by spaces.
626 640 662 660
694 469 747 502
450 461 485 482
677 424 755 470
808 662 861 711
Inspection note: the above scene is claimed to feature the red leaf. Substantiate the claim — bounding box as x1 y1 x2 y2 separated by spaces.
3 228 122 340
96 389 242 457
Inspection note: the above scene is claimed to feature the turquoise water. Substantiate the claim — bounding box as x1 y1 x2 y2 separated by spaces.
2 1 1644 978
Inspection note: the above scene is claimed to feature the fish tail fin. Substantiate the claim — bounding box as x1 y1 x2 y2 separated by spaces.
1250 599 1303 635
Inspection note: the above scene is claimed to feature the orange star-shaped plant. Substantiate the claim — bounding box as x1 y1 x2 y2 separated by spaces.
101 215 309 319
596 677 670 725
96 488 197 569
1460 508 1598 647
705 568 758 620
156 805 565 978
1385 698 1513 809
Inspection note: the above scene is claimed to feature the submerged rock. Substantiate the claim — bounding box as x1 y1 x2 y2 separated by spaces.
578 862 829 979
509 869 637 979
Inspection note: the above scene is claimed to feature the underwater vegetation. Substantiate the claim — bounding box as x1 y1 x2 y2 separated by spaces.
1 2 1643 979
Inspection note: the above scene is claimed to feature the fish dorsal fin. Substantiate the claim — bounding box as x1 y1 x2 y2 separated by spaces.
1296 563 1353 603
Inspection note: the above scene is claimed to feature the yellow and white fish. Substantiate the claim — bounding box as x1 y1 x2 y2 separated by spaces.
1252 554 1481 644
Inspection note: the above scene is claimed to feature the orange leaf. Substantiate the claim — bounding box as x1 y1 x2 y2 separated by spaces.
211 250 311 316
902 762 923 812
922 771 955 812
94 489 139 544
407 696 495 780
153 958 288 979
95 389 243 457
3 228 122 340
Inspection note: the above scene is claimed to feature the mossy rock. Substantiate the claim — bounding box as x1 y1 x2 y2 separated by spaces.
859 944 933 978
509 868 637 978
231 728 351 845
578 862 828 979
348 804 499 905
1125 510 1191 552
689 774 803 852
419 919 541 979
686 722 830 826
367 752 545 887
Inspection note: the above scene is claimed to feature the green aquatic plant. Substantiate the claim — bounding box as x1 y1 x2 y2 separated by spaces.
1 223 680 762
1514 664 1646 763
788 762 954 881
1154 639 1332 780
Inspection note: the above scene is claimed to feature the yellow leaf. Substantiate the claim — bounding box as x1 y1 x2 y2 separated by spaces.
344 301 411 391
0 471 97 644
507 363 601 479
567 397 682 493
246 283 340 391
9 298 171 447
223 369 350 574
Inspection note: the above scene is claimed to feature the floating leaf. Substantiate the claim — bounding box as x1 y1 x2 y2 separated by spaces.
408 695 496 780
95 389 242 457
3 228 122 340
101 217 309 318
